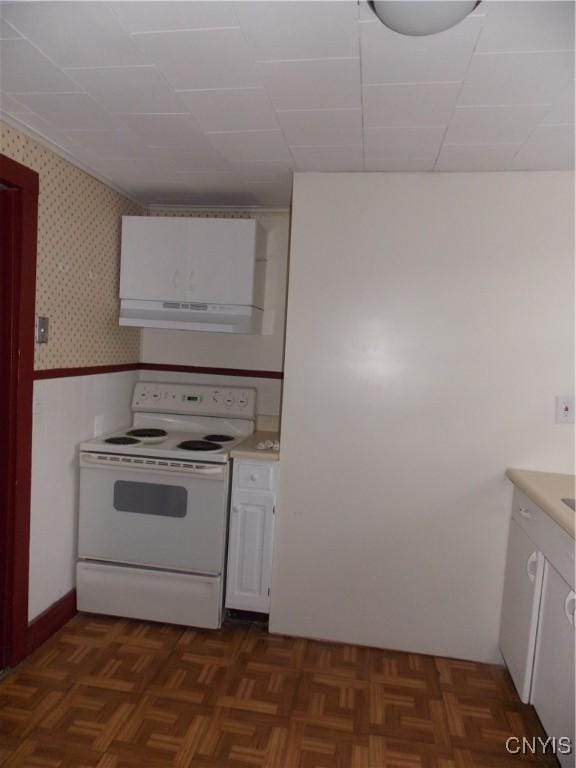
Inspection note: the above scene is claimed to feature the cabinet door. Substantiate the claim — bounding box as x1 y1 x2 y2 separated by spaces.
226 491 275 612
499 518 544 702
120 217 258 305
120 217 190 302
531 563 575 766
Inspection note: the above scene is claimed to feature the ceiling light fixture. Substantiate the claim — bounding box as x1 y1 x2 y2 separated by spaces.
369 1 481 36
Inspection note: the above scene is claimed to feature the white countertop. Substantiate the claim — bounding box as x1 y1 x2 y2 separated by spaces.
506 468 575 538
231 431 280 462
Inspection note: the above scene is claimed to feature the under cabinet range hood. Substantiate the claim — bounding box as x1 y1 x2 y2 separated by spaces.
119 216 266 334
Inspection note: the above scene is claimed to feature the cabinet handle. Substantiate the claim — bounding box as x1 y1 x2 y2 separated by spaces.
250 473 258 482
232 506 239 514
526 551 539 583
518 506 532 519
564 591 576 626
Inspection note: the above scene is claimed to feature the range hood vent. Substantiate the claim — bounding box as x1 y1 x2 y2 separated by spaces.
119 216 267 335
119 299 263 334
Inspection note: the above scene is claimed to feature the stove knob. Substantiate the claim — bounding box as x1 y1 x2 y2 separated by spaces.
224 394 235 407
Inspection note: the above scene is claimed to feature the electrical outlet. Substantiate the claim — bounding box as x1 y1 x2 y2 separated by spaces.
555 396 575 424
35 315 49 344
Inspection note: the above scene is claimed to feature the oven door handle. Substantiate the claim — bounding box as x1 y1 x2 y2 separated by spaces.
80 452 226 479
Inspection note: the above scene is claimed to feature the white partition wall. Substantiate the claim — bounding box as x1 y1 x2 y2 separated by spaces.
270 172 574 663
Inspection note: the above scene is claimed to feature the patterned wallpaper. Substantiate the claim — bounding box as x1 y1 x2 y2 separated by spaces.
1 120 141 370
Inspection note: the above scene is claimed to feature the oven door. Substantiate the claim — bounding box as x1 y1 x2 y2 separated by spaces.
78 452 229 574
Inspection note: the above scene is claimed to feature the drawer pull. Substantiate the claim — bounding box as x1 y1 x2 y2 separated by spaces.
250 473 258 482
518 506 532 519
564 591 576 626
526 551 539 583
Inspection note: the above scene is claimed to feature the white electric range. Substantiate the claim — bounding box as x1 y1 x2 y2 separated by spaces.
77 381 256 629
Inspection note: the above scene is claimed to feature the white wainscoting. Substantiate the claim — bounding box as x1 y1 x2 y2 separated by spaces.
29 370 138 620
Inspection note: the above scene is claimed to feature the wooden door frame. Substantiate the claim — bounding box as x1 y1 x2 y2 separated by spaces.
0 153 39 667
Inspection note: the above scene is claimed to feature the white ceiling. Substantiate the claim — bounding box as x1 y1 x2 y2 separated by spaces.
0 0 574 208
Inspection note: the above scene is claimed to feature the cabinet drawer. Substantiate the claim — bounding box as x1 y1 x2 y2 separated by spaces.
512 489 574 589
234 461 276 492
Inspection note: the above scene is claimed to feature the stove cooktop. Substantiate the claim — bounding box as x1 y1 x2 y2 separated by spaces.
80 426 247 464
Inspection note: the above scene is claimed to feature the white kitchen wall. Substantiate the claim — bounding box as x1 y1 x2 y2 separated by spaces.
137 369 282 419
271 171 574 663
140 212 290 372
29 370 137 620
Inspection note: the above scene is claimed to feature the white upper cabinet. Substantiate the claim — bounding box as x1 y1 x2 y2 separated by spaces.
120 216 264 306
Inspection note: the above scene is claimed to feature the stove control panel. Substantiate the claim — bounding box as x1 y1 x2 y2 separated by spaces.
132 382 256 418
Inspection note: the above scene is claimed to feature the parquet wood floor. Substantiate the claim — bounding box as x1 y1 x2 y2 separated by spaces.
0 614 557 767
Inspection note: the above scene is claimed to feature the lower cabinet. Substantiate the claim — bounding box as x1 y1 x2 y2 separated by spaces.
499 518 544 702
500 488 575 765
531 563 575 768
226 459 278 613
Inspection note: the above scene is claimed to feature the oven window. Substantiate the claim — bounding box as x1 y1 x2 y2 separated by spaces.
113 481 187 518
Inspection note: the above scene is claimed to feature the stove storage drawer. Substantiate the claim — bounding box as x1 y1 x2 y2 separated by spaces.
234 461 276 491
77 561 223 628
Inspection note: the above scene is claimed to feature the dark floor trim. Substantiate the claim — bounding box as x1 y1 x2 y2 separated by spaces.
26 589 77 655
139 363 284 379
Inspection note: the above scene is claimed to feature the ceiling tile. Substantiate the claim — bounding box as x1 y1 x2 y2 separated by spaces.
277 108 362 146
358 1 378 23
95 157 185 182
11 93 124 130
445 104 552 145
131 27 261 90
118 113 207 146
207 130 293 163
110 1 239 33
0 92 31 113
176 87 278 132
237 1 359 61
435 143 520 171
0 19 21 38
459 51 574 106
172 172 256 204
289 145 363 171
512 124 575 170
365 124 446 156
477 1 575 53
173 170 245 189
542 83 575 125
259 58 361 110
0 39 82 93
364 152 437 171
363 82 461 127
66 66 185 114
230 160 295 180
360 15 483 85
64 129 151 158
2 2 145 67
142 145 232 172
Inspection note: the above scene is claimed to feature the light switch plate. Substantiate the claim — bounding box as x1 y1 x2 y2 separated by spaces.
35 315 49 344
555 395 575 423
